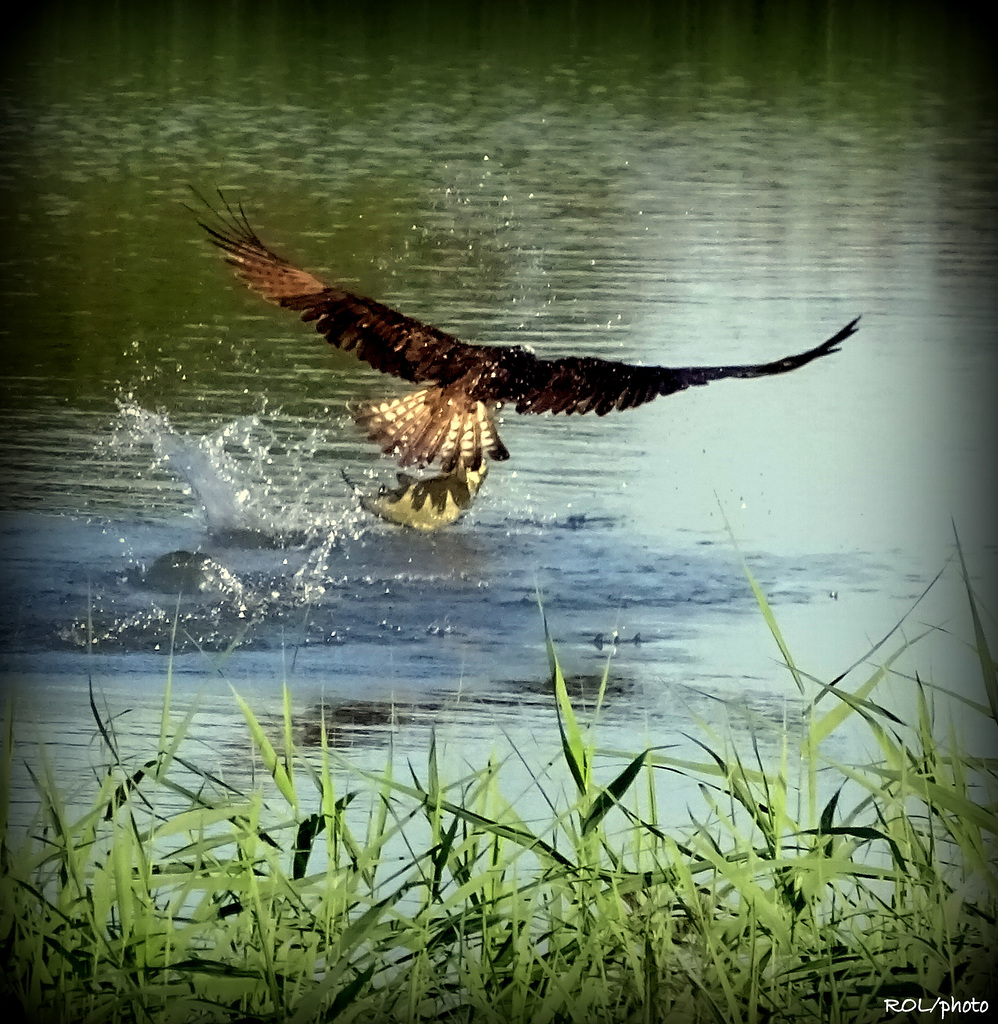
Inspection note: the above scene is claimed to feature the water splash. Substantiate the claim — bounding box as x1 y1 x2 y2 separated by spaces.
117 403 252 533
112 400 365 542
53 402 388 653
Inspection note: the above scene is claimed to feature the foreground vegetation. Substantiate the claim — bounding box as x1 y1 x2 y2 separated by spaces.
2 550 996 1022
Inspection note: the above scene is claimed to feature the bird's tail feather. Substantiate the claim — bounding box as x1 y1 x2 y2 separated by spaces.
352 388 509 474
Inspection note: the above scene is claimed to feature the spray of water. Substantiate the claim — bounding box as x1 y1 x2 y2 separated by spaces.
112 399 366 542
61 401 384 652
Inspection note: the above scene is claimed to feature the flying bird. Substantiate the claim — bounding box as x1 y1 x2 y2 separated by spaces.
194 192 858 480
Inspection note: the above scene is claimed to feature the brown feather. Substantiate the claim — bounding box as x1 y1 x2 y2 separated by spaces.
193 190 857 474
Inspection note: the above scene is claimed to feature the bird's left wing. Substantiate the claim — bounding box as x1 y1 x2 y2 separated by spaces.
192 191 490 386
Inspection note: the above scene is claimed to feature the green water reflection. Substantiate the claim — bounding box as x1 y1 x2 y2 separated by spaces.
2 2 993 403
0 1 994 559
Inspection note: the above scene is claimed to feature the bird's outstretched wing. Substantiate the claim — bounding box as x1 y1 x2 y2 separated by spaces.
193 191 858 417
192 190 486 386
499 317 859 415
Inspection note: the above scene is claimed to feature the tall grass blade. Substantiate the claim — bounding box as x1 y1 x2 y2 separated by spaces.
230 685 298 811
954 526 998 721
744 568 806 695
582 749 650 836
537 593 588 795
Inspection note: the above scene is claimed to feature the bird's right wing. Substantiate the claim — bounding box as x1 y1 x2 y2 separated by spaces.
500 317 860 415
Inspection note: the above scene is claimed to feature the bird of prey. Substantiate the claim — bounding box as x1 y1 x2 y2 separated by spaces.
194 192 858 481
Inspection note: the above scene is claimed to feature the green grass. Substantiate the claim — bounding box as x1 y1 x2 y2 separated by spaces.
1 549 996 1023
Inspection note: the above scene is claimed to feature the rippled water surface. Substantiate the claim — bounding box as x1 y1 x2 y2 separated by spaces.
1 3 995 821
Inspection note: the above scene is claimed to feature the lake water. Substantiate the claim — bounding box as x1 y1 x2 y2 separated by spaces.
1 3 995 827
